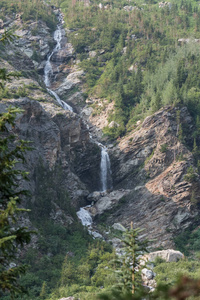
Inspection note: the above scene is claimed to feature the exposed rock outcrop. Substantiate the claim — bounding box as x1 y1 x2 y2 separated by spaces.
0 97 101 209
92 106 200 248
88 189 131 217
1 5 200 251
140 249 184 290
143 249 184 262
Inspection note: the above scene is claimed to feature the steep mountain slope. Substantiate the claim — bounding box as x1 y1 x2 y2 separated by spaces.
95 106 199 248
1 0 200 254
1 0 200 298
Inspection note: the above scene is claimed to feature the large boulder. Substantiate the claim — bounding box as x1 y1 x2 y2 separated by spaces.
88 189 131 217
51 43 74 62
58 298 75 300
56 69 84 96
144 249 184 263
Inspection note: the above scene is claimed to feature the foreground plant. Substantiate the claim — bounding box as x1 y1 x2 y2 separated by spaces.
0 107 33 298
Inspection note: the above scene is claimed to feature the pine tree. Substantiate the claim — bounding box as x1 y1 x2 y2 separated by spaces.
98 223 149 300
175 60 187 88
115 223 149 295
0 107 33 298
40 281 47 299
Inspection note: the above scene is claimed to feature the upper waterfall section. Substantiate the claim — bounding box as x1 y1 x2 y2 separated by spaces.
43 11 73 112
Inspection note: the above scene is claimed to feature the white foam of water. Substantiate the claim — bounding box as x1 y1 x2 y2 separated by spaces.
43 14 73 112
44 58 53 87
85 126 112 192
76 207 93 227
54 28 62 51
100 146 111 192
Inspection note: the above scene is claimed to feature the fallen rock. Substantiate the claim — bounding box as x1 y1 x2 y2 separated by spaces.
88 189 130 217
144 249 184 262
87 191 102 202
51 43 74 62
58 298 75 300
56 69 84 96
108 121 120 128
142 268 155 280
89 50 97 58
112 223 126 232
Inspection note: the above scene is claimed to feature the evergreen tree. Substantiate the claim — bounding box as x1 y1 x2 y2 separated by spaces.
115 223 149 295
0 107 33 298
151 93 161 113
39 281 47 299
175 59 187 88
134 66 143 99
98 223 149 300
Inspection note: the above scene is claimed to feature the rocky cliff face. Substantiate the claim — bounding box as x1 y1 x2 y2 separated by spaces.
0 8 101 209
89 106 199 248
1 7 200 248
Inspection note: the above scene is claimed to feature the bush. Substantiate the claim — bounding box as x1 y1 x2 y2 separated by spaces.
160 143 168 153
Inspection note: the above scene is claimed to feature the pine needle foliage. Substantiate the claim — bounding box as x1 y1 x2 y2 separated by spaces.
0 107 33 298
98 224 149 300
115 225 149 294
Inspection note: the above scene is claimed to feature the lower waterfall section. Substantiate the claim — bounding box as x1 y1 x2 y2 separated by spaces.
100 145 112 192
77 207 92 227
76 143 113 237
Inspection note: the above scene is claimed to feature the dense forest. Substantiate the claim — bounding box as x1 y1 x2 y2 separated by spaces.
1 0 200 299
58 0 200 141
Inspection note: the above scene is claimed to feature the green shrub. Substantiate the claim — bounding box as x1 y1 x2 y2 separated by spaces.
184 166 198 183
160 143 168 153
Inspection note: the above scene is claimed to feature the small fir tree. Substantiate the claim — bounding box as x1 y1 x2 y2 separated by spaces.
115 223 149 295
98 223 149 300
0 107 33 298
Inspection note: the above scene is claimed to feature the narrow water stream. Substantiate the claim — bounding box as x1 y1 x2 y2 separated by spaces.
100 145 112 192
76 140 113 235
44 13 73 112
47 10 112 236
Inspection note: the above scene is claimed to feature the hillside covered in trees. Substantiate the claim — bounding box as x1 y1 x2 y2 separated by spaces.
58 0 200 141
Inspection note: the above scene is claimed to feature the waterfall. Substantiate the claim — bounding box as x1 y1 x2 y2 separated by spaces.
100 145 112 192
85 124 112 192
76 207 93 227
76 126 112 230
44 13 73 112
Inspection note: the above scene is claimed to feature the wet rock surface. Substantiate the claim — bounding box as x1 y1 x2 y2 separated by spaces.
0 98 96 210
101 106 200 248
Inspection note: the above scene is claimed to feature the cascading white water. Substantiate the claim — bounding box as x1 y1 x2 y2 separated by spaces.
44 14 73 112
76 207 103 239
76 207 93 227
44 58 53 87
76 140 112 230
100 145 112 192
44 12 111 237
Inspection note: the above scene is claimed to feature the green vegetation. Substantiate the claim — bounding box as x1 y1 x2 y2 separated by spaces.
0 107 33 299
2 161 115 300
174 227 200 257
160 143 168 153
154 259 200 286
47 242 114 300
184 166 198 183
0 0 56 32
56 0 200 140
145 149 154 165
